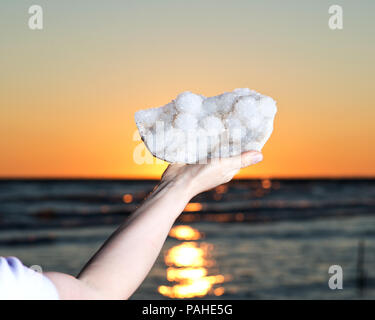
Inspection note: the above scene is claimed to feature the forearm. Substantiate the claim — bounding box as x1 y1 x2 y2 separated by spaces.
76 179 192 299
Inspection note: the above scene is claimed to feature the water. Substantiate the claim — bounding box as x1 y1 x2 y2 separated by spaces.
0 179 375 299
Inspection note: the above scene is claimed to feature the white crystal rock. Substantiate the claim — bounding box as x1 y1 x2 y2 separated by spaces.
135 89 277 163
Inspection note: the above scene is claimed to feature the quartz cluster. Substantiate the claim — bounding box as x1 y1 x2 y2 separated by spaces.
135 88 277 163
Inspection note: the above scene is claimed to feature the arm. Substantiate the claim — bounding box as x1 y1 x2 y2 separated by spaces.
45 150 263 299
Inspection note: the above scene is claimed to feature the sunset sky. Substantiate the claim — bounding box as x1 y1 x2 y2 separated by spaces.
1 0 374 178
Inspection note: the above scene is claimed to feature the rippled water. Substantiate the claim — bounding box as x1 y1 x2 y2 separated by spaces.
0 179 374 299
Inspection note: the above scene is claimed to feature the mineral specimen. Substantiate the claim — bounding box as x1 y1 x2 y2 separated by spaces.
135 88 277 164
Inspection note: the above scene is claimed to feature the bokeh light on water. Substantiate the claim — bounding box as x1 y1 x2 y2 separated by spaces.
168 225 201 240
158 225 225 298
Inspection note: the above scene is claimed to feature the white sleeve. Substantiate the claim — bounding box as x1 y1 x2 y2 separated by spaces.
0 256 59 300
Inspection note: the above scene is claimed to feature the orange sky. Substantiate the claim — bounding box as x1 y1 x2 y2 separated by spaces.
0 0 374 178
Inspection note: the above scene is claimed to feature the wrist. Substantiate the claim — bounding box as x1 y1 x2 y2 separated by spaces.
168 178 195 202
158 176 195 203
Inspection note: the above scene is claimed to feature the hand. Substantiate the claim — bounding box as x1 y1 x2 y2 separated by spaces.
161 150 263 198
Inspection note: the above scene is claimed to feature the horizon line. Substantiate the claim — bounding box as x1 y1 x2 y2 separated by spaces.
0 176 374 181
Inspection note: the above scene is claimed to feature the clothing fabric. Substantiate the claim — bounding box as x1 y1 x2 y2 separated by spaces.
0 256 59 300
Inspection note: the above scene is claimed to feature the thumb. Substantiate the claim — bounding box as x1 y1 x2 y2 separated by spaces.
240 151 263 168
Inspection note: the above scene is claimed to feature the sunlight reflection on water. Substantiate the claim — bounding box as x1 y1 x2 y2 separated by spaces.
158 225 226 298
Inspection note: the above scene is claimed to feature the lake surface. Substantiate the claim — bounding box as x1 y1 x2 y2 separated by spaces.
0 179 374 299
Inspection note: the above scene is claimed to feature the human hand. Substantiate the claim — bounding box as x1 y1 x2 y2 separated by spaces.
161 151 263 198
